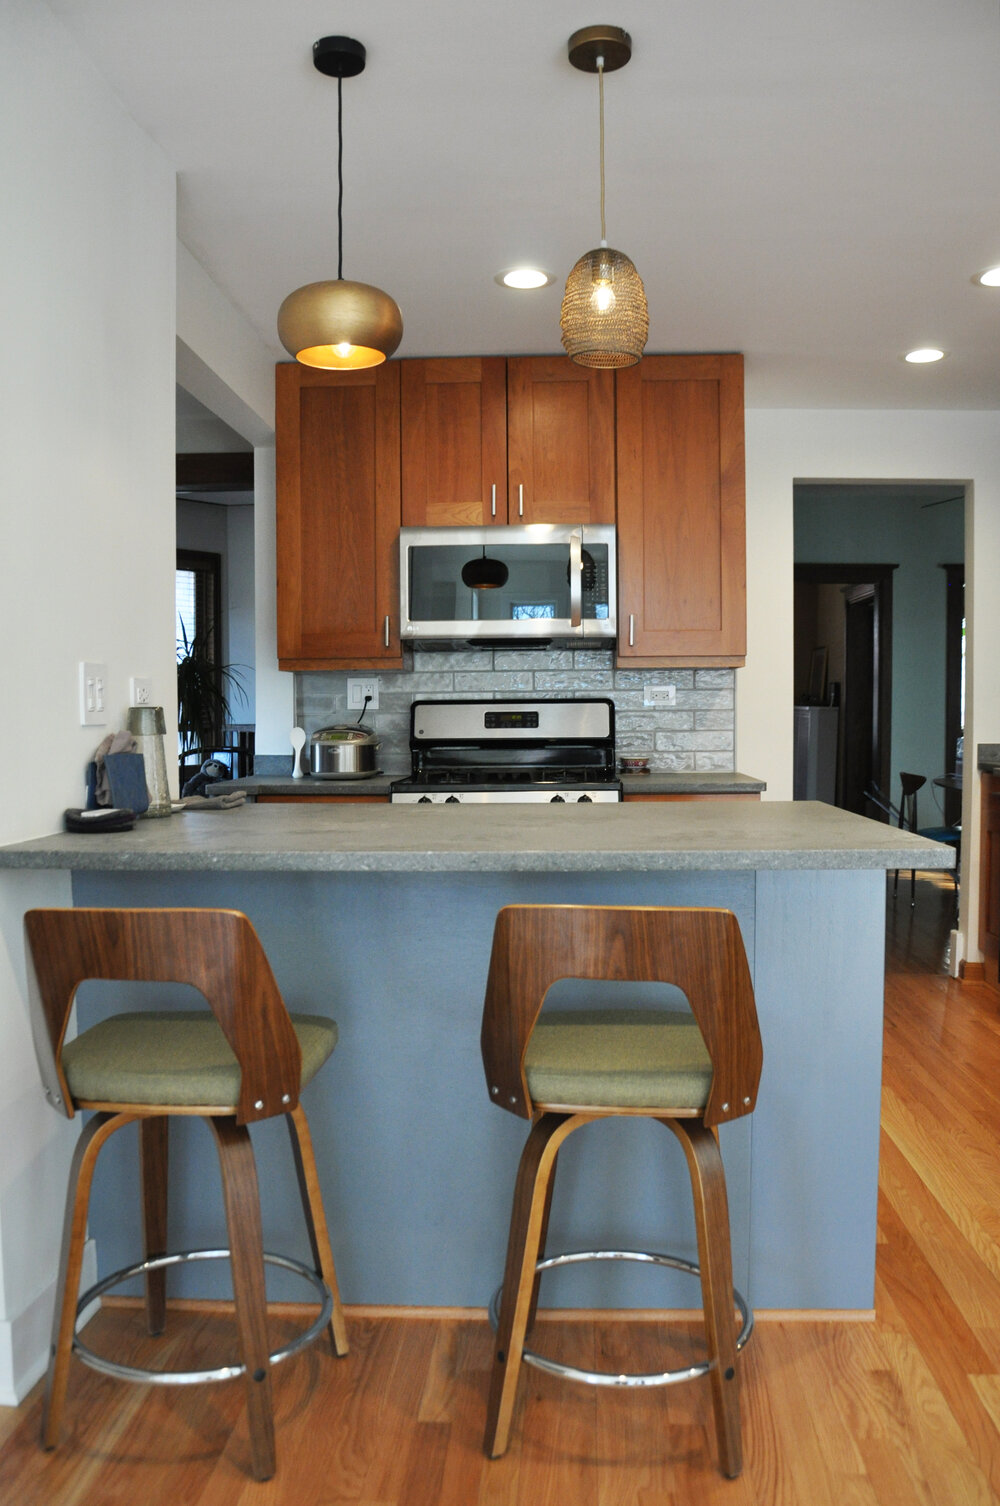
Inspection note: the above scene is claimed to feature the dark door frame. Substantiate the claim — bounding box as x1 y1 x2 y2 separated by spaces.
794 563 896 818
942 562 965 826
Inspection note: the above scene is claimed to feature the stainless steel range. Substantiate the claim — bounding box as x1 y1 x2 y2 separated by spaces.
389 698 622 804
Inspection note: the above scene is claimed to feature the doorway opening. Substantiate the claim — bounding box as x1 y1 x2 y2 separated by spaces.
793 481 966 824
794 564 894 816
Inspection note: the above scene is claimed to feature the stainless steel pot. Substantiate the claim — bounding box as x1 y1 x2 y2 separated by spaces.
310 721 381 779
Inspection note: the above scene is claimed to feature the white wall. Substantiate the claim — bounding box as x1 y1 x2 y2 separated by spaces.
0 0 176 1401
739 407 1000 960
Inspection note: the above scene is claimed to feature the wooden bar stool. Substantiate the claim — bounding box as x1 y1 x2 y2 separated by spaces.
480 904 763 1477
24 906 349 1482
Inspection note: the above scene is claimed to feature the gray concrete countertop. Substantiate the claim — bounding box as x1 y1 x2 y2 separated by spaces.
220 770 767 799
978 743 1000 771
0 800 955 874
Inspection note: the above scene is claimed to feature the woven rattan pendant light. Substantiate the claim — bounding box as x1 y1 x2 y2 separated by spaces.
277 37 402 370
560 26 648 368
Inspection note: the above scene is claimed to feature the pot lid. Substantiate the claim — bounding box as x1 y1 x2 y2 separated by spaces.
312 723 379 744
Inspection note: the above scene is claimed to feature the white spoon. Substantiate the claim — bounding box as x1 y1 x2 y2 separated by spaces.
290 726 306 779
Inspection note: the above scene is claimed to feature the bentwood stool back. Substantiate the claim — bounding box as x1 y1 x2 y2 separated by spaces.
24 906 349 1482
480 904 763 1478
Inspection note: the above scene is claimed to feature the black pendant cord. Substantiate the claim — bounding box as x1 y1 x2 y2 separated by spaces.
337 72 344 281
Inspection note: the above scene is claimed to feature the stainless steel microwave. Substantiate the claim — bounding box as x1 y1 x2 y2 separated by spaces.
398 524 617 642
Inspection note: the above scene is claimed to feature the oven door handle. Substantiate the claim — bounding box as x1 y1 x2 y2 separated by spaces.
569 531 583 629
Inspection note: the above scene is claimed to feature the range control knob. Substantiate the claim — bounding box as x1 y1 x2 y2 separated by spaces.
418 796 432 804
577 794 593 803
445 795 460 803
550 794 566 803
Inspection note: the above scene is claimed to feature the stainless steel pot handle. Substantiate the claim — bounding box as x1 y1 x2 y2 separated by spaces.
569 532 583 629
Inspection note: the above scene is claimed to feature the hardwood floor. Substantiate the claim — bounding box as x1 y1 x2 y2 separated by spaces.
1 874 998 1503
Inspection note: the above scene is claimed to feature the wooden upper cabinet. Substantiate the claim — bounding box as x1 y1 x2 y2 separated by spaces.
276 362 402 669
401 358 507 525
401 356 614 526
616 355 746 665
506 358 615 524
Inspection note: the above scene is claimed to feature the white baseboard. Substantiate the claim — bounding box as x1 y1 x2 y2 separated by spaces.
0 1238 97 1407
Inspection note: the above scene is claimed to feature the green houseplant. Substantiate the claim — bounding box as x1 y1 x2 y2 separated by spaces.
176 625 247 767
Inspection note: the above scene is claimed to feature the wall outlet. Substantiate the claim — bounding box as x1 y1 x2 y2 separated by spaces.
130 677 153 706
347 677 380 711
79 661 108 727
644 684 677 707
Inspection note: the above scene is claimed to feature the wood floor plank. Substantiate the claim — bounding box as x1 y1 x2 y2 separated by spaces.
877 1134 1000 1349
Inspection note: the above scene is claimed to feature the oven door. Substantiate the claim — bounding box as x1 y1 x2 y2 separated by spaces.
399 524 617 641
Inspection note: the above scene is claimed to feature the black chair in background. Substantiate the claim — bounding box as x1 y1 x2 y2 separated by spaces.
894 772 960 907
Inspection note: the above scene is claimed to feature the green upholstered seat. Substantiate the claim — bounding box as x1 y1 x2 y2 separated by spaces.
61 1011 337 1107
524 1008 712 1110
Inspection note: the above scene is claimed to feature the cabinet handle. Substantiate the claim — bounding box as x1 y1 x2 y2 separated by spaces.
518 483 524 518
629 614 635 647
384 614 390 648
491 483 497 519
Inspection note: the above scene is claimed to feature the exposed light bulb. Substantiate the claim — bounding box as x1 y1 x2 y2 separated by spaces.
592 281 616 314
335 342 354 359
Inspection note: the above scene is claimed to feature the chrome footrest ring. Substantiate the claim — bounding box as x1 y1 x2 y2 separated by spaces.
488 1248 753 1389
73 1247 334 1386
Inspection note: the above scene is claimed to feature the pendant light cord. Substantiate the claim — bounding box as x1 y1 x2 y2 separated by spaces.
337 72 344 280
598 58 607 244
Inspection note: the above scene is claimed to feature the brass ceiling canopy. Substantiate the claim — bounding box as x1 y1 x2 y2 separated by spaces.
560 25 649 369
277 36 402 370
567 25 633 73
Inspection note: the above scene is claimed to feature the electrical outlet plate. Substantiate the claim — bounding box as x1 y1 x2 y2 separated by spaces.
347 677 379 711
79 661 108 726
644 684 676 707
130 677 153 706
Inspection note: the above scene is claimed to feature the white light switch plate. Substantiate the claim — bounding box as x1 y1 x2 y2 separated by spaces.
347 677 379 711
79 661 108 726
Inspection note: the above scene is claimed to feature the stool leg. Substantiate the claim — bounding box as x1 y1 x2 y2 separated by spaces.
525 1149 559 1336
285 1104 349 1357
209 1117 275 1482
42 1111 131 1451
484 1112 579 1459
139 1116 169 1336
664 1118 743 1478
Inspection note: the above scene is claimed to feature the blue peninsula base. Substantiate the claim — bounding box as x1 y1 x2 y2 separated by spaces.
72 863 885 1316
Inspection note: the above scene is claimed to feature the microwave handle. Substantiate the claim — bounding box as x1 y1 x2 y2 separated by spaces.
569 532 583 628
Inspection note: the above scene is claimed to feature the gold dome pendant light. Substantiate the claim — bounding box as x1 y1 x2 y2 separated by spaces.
560 25 648 368
277 36 402 370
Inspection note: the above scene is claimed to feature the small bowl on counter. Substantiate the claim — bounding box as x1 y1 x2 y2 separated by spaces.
618 755 650 774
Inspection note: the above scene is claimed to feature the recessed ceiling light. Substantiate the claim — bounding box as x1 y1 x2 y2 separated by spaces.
904 347 946 364
495 267 553 290
976 266 1000 287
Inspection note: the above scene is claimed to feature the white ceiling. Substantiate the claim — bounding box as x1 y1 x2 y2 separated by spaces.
50 0 1000 409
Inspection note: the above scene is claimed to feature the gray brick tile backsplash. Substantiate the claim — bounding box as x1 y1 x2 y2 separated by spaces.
295 661 735 772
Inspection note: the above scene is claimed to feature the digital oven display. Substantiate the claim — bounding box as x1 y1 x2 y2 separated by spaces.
484 711 540 729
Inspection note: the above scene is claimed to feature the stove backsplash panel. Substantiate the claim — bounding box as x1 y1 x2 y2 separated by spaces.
294 650 735 777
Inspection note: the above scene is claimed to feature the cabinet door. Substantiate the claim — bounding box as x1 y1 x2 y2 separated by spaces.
616 354 745 665
401 357 507 525
506 357 614 524
276 362 402 669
